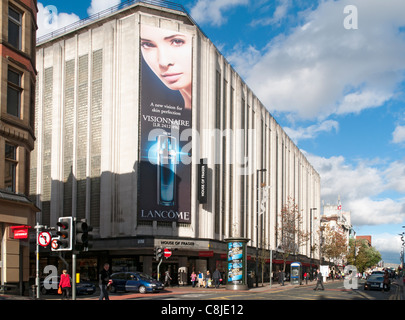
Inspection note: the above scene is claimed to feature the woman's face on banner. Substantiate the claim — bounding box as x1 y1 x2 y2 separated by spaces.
141 25 192 92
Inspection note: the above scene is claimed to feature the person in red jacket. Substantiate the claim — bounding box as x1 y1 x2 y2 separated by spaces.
59 269 72 300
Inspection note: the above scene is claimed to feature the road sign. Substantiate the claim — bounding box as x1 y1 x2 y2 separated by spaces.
164 248 172 258
51 239 59 250
38 231 51 247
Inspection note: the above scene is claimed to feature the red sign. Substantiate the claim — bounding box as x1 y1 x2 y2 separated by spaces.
163 248 172 258
51 239 59 250
10 225 31 239
198 251 213 257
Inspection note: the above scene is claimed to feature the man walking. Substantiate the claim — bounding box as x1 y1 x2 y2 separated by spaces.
213 268 221 289
313 269 324 291
164 270 172 288
99 263 112 300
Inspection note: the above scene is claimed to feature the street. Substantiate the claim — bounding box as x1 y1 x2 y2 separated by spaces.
3 277 402 302
129 279 403 301
2 277 402 320
69 277 403 301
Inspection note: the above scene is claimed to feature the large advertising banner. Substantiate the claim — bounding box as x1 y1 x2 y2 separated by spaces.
138 24 192 224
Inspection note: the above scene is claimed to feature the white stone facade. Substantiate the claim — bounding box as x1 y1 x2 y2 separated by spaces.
33 2 321 262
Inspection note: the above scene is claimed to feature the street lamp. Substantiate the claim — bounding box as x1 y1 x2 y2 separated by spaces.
310 208 317 278
256 168 266 288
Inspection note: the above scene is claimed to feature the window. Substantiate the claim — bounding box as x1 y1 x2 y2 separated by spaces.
8 7 22 50
7 68 22 117
5 144 17 192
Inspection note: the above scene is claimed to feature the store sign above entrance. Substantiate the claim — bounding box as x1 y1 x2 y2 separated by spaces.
156 239 209 250
10 225 31 239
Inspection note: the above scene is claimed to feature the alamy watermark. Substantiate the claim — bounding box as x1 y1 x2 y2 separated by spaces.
147 127 257 176
343 265 359 289
343 5 358 30
43 265 59 290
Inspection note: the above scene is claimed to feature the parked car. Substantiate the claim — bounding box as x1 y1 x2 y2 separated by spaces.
364 274 390 291
76 281 96 295
110 272 164 294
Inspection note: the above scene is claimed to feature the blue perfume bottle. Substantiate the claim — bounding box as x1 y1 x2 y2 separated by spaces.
157 135 176 206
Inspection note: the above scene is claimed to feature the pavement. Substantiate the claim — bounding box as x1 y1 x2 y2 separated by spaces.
1 276 403 300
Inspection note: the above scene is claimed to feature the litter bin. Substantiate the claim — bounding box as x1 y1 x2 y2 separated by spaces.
291 262 301 285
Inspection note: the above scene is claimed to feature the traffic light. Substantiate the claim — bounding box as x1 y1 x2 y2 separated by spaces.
74 219 93 252
155 247 163 261
53 216 73 251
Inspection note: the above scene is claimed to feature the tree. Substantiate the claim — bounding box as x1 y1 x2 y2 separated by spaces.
346 238 382 273
276 197 310 272
321 225 348 266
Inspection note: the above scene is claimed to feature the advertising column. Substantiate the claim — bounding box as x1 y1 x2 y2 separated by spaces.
138 24 193 224
225 237 249 290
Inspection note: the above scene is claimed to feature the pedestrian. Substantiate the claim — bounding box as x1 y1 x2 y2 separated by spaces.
99 263 112 300
278 270 284 286
164 270 172 287
313 269 324 291
59 269 71 300
213 268 221 289
198 271 203 287
191 271 197 287
383 270 390 292
304 272 308 285
204 270 211 288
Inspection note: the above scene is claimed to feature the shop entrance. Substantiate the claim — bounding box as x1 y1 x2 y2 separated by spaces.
154 262 179 286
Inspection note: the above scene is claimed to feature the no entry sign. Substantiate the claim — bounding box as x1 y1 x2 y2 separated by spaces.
163 248 172 259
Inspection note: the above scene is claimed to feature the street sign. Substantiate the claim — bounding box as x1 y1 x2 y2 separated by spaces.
163 248 172 259
51 239 59 250
38 231 51 247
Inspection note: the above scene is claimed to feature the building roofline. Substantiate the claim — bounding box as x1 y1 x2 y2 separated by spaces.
36 0 193 46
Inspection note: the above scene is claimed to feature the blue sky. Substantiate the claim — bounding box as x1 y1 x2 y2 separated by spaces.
36 0 405 265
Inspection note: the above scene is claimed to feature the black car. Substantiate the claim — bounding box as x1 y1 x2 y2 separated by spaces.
110 272 164 294
364 274 390 291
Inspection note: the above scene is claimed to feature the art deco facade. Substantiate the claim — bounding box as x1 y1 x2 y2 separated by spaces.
0 0 38 293
33 1 320 281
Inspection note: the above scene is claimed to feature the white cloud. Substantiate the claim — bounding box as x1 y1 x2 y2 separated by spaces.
392 125 405 144
87 0 121 17
373 233 403 254
284 120 338 143
231 0 405 120
348 198 405 226
383 160 405 193
190 0 249 26
37 3 80 38
304 152 405 226
250 0 290 27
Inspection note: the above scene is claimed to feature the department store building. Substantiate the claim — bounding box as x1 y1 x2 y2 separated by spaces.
32 0 321 282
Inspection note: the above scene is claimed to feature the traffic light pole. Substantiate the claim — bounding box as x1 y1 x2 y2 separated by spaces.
157 257 163 281
72 253 76 300
34 222 40 299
